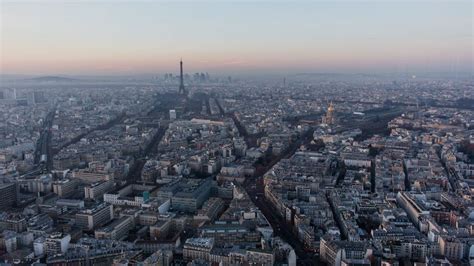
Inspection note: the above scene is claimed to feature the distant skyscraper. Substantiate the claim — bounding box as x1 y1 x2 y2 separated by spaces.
169 109 177 120
179 59 186 95
33 91 47 104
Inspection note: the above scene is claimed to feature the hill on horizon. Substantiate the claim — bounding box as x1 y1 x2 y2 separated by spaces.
28 76 78 82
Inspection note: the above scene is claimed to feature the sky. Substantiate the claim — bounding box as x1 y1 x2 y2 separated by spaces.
1 0 472 76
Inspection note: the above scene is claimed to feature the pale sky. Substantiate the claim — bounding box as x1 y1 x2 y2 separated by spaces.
1 0 472 75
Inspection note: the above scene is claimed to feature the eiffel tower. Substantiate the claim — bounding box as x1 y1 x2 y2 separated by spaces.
179 59 186 95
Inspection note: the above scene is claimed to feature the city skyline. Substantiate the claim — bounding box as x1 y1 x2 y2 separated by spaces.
1 1 472 75
1 2 473 264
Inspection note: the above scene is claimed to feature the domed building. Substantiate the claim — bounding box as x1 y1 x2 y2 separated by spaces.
322 102 336 125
